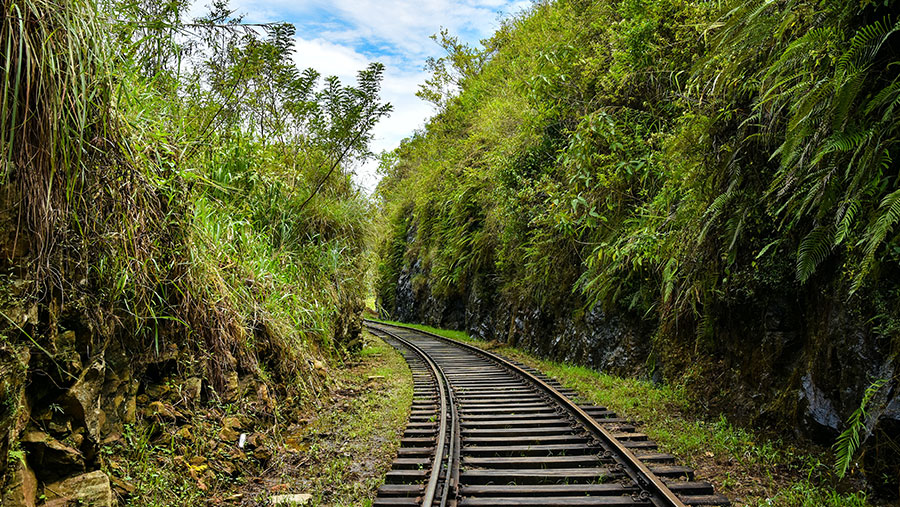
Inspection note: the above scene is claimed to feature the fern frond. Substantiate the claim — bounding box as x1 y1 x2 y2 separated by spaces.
796 224 834 282
698 185 736 245
833 378 888 478
862 188 900 264
837 17 897 77
832 69 868 130
834 199 859 246
864 79 900 121
812 129 873 166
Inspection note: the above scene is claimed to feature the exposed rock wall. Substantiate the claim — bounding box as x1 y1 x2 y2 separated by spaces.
382 244 899 495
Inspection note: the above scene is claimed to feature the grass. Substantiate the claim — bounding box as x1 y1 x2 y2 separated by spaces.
376 319 874 507
99 332 412 506
254 331 413 506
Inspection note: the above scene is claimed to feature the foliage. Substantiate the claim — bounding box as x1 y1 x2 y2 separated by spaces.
374 0 900 494
833 378 888 478
2 0 388 397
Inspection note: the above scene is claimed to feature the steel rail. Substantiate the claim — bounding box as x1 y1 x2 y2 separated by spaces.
372 324 457 507
365 319 688 507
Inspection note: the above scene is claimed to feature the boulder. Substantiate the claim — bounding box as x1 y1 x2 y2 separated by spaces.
20 430 84 481
63 358 106 442
183 377 203 404
42 470 113 507
2 458 37 507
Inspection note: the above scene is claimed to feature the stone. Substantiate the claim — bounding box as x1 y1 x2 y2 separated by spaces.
256 383 274 411
58 330 76 349
183 377 202 404
222 416 242 430
42 470 113 507
245 432 265 449
63 358 106 442
110 475 136 496
270 493 312 505
2 458 37 507
145 383 170 399
219 426 240 442
123 390 137 424
224 372 240 402
144 401 180 420
20 430 84 480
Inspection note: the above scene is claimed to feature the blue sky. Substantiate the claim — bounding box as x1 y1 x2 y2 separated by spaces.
189 0 533 191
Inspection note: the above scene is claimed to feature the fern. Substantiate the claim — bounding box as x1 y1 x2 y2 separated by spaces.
859 188 900 278
796 224 834 282
833 378 888 478
833 199 859 247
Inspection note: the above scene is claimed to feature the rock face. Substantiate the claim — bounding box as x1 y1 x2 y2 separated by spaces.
381 245 900 495
20 431 85 481
2 459 37 507
42 470 113 507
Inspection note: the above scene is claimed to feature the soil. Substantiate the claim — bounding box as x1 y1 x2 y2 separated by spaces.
236 333 412 506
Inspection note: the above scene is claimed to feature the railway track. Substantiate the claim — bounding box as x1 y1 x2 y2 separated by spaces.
366 320 730 507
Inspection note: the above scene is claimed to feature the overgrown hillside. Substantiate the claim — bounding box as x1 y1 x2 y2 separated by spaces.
1 0 387 504
375 0 899 497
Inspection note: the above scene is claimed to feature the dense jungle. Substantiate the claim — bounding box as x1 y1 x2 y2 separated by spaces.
1 0 898 505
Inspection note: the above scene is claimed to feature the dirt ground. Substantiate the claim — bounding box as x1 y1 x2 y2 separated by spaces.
237 333 412 506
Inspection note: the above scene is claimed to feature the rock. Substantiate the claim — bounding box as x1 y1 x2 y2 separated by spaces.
222 416 242 430
183 377 202 404
219 426 240 442
110 475 136 496
42 470 113 507
245 432 265 449
253 446 272 463
799 373 841 439
47 415 72 436
2 458 37 507
58 330 76 349
145 383 170 399
144 401 179 420
224 371 240 402
176 426 193 440
270 493 312 505
123 393 137 424
63 358 106 442
256 383 274 411
20 430 84 481
216 459 237 475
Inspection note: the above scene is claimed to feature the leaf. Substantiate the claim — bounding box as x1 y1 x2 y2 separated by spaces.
796 225 834 282
833 379 888 478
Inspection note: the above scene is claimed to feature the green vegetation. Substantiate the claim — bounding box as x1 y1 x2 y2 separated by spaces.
374 0 900 496
3 0 387 384
1 0 389 502
267 333 412 506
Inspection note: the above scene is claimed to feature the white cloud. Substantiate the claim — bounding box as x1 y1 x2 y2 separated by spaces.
189 0 530 192
292 37 370 83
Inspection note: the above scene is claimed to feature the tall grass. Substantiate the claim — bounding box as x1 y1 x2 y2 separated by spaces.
1 0 376 395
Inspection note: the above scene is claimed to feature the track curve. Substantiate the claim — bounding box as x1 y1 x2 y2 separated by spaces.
368 320 729 507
